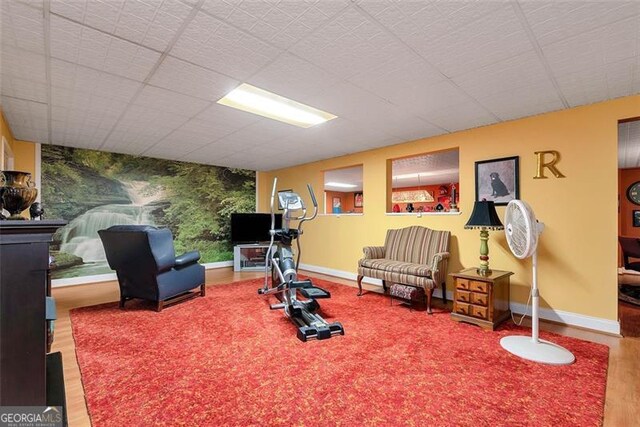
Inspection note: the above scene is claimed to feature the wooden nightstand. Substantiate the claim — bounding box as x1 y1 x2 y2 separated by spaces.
450 268 513 330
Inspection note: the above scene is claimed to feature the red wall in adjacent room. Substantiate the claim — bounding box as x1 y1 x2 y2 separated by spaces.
619 168 640 238
324 191 363 214
619 168 640 267
391 183 460 212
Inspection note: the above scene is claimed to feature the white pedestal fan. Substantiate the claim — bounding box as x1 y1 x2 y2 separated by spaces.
500 200 575 365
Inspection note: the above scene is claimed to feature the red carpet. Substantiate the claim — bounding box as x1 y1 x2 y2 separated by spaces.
71 278 608 426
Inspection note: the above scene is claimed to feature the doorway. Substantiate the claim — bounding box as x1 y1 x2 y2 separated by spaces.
617 118 640 337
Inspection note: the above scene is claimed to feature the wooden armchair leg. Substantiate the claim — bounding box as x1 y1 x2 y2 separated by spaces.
442 282 447 304
200 283 206 297
357 275 364 296
382 280 388 293
426 289 433 315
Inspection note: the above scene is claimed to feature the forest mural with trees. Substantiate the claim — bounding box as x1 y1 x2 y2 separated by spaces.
42 145 256 280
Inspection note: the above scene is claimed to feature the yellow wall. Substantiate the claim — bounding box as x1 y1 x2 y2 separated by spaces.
1 110 38 218
1 111 37 175
259 95 640 322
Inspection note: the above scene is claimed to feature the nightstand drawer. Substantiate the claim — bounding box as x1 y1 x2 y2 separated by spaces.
456 290 471 303
456 279 470 290
470 292 488 306
470 305 488 319
453 302 470 316
469 280 488 293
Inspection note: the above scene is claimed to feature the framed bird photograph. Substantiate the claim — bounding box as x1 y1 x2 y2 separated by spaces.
474 156 519 206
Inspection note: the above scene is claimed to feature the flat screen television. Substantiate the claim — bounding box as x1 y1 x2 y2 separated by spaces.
230 213 282 244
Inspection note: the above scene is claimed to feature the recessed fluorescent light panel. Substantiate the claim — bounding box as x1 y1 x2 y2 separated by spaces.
325 182 357 188
217 83 337 128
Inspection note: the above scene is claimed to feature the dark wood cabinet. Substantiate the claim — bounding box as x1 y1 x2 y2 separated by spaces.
450 268 513 330
0 220 66 405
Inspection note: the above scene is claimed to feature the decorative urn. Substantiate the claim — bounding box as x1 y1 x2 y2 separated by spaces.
0 170 38 220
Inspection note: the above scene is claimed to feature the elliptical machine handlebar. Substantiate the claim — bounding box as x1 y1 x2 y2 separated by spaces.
262 178 279 291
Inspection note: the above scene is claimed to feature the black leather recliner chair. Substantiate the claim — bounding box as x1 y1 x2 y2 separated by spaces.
98 225 206 311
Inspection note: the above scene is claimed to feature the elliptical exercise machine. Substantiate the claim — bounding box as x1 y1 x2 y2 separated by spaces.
258 178 344 342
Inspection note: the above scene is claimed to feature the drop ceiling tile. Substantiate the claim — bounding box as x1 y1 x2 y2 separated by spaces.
289 6 412 80
1 96 49 142
50 15 162 81
433 1 505 29
211 132 265 152
50 0 193 51
102 108 191 153
149 56 238 101
194 103 261 130
149 125 224 150
1 0 45 54
248 53 340 102
170 11 282 80
163 117 239 143
143 139 208 158
520 0 640 47
133 85 210 116
178 141 240 164
200 0 236 20
473 81 565 122
1 45 47 82
229 119 306 146
541 16 639 78
213 150 263 169
303 81 389 122
50 59 143 103
384 4 533 79
347 51 444 105
1 74 48 103
554 56 638 107
450 50 565 121
217 0 345 51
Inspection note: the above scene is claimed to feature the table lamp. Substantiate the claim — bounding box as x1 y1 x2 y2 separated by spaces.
464 201 503 275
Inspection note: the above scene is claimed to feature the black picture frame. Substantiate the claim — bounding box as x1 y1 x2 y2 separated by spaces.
474 156 519 206
633 210 640 227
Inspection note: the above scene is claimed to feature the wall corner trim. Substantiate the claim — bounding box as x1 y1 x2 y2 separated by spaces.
299 263 620 335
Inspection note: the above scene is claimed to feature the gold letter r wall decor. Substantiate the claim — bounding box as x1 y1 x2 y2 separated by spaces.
534 150 566 179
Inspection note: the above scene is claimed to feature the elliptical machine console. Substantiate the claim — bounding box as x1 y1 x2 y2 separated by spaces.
258 178 344 342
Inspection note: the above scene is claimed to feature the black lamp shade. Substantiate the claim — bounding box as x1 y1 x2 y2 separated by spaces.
465 201 503 230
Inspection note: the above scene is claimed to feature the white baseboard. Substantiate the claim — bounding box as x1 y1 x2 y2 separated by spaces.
51 261 233 288
299 263 620 335
509 301 620 335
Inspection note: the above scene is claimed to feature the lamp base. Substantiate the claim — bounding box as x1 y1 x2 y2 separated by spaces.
476 267 492 276
500 336 575 365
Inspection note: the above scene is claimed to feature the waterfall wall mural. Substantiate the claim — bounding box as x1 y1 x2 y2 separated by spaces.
42 145 256 281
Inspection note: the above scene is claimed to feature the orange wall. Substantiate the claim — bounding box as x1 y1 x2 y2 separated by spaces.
324 190 363 213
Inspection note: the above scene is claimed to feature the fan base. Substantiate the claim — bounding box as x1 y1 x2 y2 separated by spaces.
500 336 575 365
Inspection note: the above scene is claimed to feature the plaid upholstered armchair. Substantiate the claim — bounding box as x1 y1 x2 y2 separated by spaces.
357 226 451 314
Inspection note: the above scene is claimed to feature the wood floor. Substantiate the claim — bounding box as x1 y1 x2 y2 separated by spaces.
52 269 640 427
